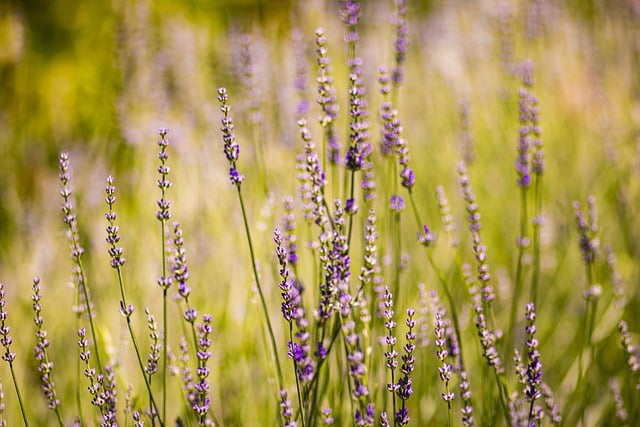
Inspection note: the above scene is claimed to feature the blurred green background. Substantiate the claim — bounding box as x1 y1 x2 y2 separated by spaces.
1 0 640 424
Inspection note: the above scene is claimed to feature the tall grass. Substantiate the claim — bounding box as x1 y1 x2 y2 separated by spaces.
0 0 639 425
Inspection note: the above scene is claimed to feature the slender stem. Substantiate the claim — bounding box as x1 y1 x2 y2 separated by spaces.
113 238 163 425
8 360 29 427
77 257 103 373
531 176 543 308
408 193 466 371
507 188 528 361
160 219 168 425
289 323 306 427
236 187 284 389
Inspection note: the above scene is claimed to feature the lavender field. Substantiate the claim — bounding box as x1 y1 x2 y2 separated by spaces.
0 0 639 425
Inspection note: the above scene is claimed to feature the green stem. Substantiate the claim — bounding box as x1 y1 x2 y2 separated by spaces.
236 186 284 389
77 257 103 374
289 323 306 427
160 219 168 426
507 188 528 362
8 360 29 427
114 257 163 425
531 175 543 308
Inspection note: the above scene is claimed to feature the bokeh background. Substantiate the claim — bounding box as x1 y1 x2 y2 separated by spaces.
1 0 639 425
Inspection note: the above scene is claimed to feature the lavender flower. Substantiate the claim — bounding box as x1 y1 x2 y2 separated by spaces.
193 314 213 424
105 176 126 269
573 197 599 265
381 287 399 417
315 27 341 164
292 28 310 117
393 308 416 426
279 389 297 427
609 378 628 423
618 320 640 386
0 284 15 365
156 129 172 221
392 0 408 85
282 196 299 265
433 292 455 408
340 0 361 43
145 308 161 376
218 88 244 186
31 277 62 413
359 208 380 286
172 222 191 301
298 119 330 227
178 336 196 410
524 304 542 405
540 382 561 424
436 185 459 248
390 194 405 212
459 370 475 426
458 162 495 304
321 407 335 425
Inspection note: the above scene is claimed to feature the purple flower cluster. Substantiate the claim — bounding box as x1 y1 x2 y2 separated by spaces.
297 119 329 227
31 277 61 411
340 0 361 43
345 69 371 174
292 28 310 117
394 308 416 425
279 389 298 427
78 327 117 426
315 28 341 165
0 284 15 364
573 196 599 265
156 129 172 221
433 292 455 405
392 0 409 85
172 222 191 302
436 185 459 248
359 209 380 288
618 320 640 385
458 162 495 303
217 88 244 186
524 303 542 404
275 228 314 384
105 176 126 270
378 67 398 156
282 196 299 266
459 370 474 426
145 308 160 376
193 314 213 422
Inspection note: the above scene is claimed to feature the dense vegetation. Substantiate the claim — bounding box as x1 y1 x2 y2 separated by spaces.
0 0 639 425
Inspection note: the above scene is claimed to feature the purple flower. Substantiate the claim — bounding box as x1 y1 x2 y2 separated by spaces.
145 308 160 376
172 222 191 300
315 28 341 165
392 0 409 85
417 224 434 247
390 194 405 212
458 162 495 303
573 198 598 265
105 176 126 271
0 284 16 364
193 314 213 424
31 277 61 411
156 129 172 221
524 303 542 402
340 0 361 42
218 88 245 187
279 389 297 427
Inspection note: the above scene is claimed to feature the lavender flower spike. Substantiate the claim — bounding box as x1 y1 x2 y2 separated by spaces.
218 87 245 186
32 277 63 417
